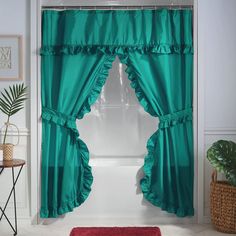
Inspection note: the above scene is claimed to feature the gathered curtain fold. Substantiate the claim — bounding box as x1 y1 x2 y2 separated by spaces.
41 53 115 217
119 52 193 216
41 9 193 218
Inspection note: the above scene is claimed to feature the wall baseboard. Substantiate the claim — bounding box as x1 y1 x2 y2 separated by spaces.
205 128 236 135
0 128 29 136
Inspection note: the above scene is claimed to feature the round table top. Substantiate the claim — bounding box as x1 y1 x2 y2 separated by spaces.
0 159 26 168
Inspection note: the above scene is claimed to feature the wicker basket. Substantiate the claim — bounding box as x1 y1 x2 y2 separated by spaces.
0 123 20 161
210 171 236 234
0 143 14 161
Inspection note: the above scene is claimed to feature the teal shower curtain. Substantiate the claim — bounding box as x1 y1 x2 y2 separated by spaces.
41 9 193 218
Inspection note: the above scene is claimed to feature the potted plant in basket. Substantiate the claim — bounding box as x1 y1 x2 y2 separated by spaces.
207 140 236 234
0 83 27 161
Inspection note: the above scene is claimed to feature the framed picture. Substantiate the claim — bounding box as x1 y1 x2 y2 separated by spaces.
0 35 22 80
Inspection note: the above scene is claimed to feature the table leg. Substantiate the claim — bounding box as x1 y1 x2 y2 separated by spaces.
12 167 17 235
0 207 16 233
0 165 23 235
0 166 23 221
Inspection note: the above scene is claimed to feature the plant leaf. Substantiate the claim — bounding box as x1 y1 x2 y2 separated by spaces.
3 89 12 104
2 93 11 107
0 83 27 118
13 84 16 99
0 107 8 116
207 140 236 186
0 105 9 115
1 96 11 110
10 107 24 116
9 86 14 100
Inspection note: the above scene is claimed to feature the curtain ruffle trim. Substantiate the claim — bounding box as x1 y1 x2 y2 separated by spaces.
140 130 194 217
119 56 157 117
120 56 194 217
159 108 193 129
40 44 193 56
77 55 115 119
40 139 93 218
42 107 78 134
41 108 93 218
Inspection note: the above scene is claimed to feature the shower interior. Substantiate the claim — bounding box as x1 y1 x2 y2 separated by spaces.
75 57 162 222
77 57 158 165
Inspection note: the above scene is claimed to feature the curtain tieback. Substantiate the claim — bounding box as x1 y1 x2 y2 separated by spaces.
159 108 192 129
41 107 79 136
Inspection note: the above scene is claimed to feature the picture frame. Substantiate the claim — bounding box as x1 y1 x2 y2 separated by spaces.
0 35 23 80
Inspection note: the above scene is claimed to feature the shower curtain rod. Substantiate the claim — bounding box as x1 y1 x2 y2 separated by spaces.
42 5 193 10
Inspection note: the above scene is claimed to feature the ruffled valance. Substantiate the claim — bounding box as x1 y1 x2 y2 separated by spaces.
40 44 193 55
41 9 193 55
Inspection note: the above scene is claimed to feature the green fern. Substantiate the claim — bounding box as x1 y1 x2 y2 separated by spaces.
207 140 236 186
0 83 27 144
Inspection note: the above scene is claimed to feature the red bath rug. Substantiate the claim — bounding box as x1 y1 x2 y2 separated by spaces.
70 227 161 236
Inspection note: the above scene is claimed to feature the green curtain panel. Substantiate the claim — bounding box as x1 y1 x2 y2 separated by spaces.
41 9 193 218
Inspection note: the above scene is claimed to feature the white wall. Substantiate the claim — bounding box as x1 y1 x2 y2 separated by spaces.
0 0 30 219
0 0 30 127
198 0 236 221
1 0 236 225
201 0 236 129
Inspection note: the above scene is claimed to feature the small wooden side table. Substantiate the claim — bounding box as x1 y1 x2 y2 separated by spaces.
0 159 25 236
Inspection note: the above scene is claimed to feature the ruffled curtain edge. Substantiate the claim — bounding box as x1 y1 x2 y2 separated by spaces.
40 56 116 218
119 55 194 217
77 55 116 119
40 44 193 56
40 119 93 218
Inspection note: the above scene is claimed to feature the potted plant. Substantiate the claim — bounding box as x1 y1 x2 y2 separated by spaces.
207 140 236 234
0 83 27 161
